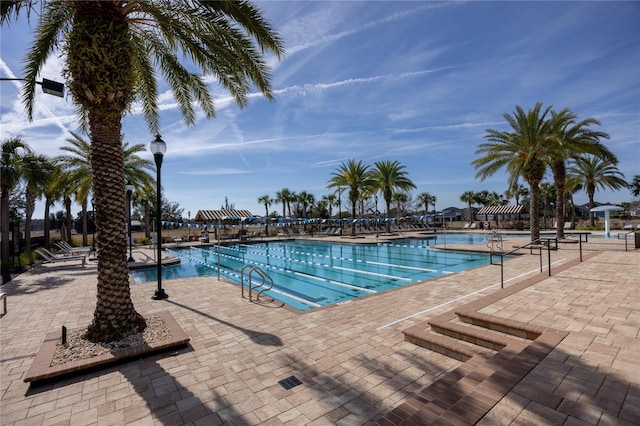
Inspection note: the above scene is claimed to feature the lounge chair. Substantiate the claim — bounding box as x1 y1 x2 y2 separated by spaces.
320 227 334 236
469 223 477 229
277 229 286 237
56 241 92 255
287 228 296 237
297 229 307 237
463 222 471 229
623 221 633 230
36 248 86 267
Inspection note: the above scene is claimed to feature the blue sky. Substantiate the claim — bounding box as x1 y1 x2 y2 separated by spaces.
1 1 639 220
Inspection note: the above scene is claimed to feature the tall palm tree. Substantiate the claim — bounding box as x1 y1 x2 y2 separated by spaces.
321 193 337 219
459 190 476 222
327 160 376 237
296 191 315 219
568 156 627 226
275 188 293 219
631 175 640 198
2 1 284 342
371 160 416 233
416 192 436 225
472 103 552 242
58 132 155 246
42 165 65 249
1 137 33 281
392 191 409 225
21 154 55 253
257 194 272 236
546 109 616 238
505 182 528 221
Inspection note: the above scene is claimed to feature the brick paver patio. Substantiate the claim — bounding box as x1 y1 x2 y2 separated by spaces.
1 232 638 425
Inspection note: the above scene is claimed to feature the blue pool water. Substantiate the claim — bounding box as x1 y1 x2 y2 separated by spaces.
131 234 494 311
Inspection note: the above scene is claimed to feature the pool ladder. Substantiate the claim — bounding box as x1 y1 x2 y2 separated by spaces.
485 229 503 251
240 265 274 303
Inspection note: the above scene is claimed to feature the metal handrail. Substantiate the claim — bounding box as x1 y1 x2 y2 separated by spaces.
240 265 274 302
489 237 557 289
617 229 636 252
485 229 503 252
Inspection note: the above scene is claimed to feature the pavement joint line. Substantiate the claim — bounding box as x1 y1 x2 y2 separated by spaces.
376 258 567 331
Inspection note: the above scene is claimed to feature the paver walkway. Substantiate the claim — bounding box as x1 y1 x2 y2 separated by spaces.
1 233 638 425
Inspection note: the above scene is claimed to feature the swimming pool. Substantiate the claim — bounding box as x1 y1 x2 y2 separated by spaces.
132 233 497 311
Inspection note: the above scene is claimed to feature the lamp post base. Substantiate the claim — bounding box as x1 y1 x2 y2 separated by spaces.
127 256 134 262
152 289 168 300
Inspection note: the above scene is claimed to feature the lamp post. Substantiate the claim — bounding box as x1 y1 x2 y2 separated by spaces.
188 210 191 242
338 187 343 236
151 134 168 300
125 181 134 262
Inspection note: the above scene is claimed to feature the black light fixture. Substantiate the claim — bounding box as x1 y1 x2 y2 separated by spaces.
0 77 64 97
150 134 168 300
125 181 134 262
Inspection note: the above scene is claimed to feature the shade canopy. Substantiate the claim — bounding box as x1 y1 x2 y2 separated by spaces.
590 205 624 212
195 209 253 222
477 205 523 215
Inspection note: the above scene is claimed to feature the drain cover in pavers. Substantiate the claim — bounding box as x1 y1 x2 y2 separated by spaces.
278 375 302 390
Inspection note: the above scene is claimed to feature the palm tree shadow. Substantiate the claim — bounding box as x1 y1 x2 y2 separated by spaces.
164 299 283 347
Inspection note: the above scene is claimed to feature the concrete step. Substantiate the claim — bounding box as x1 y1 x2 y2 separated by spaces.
455 309 544 340
428 316 525 351
404 324 495 361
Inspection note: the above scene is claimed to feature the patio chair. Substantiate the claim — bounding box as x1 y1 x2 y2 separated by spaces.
36 249 86 267
56 241 92 255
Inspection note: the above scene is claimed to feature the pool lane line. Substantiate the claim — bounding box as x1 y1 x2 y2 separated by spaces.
375 258 567 331
332 265 412 281
294 271 377 293
365 260 437 273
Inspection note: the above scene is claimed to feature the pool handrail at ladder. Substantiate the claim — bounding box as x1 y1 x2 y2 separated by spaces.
240 265 274 302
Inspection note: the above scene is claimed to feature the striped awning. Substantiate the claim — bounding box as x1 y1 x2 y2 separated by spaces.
477 205 523 215
195 209 253 222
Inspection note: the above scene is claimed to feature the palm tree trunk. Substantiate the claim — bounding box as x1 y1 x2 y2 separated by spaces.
25 190 36 254
385 199 391 233
85 121 145 342
44 198 51 249
529 185 541 242
65 197 72 244
351 201 357 236
1 186 11 282
82 199 88 246
144 200 150 238
553 162 566 239
588 189 596 227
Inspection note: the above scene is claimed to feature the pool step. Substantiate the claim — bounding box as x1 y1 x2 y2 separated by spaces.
404 324 495 361
404 308 532 361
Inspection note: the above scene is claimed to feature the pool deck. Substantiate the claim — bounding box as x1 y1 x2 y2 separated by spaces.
1 231 638 425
